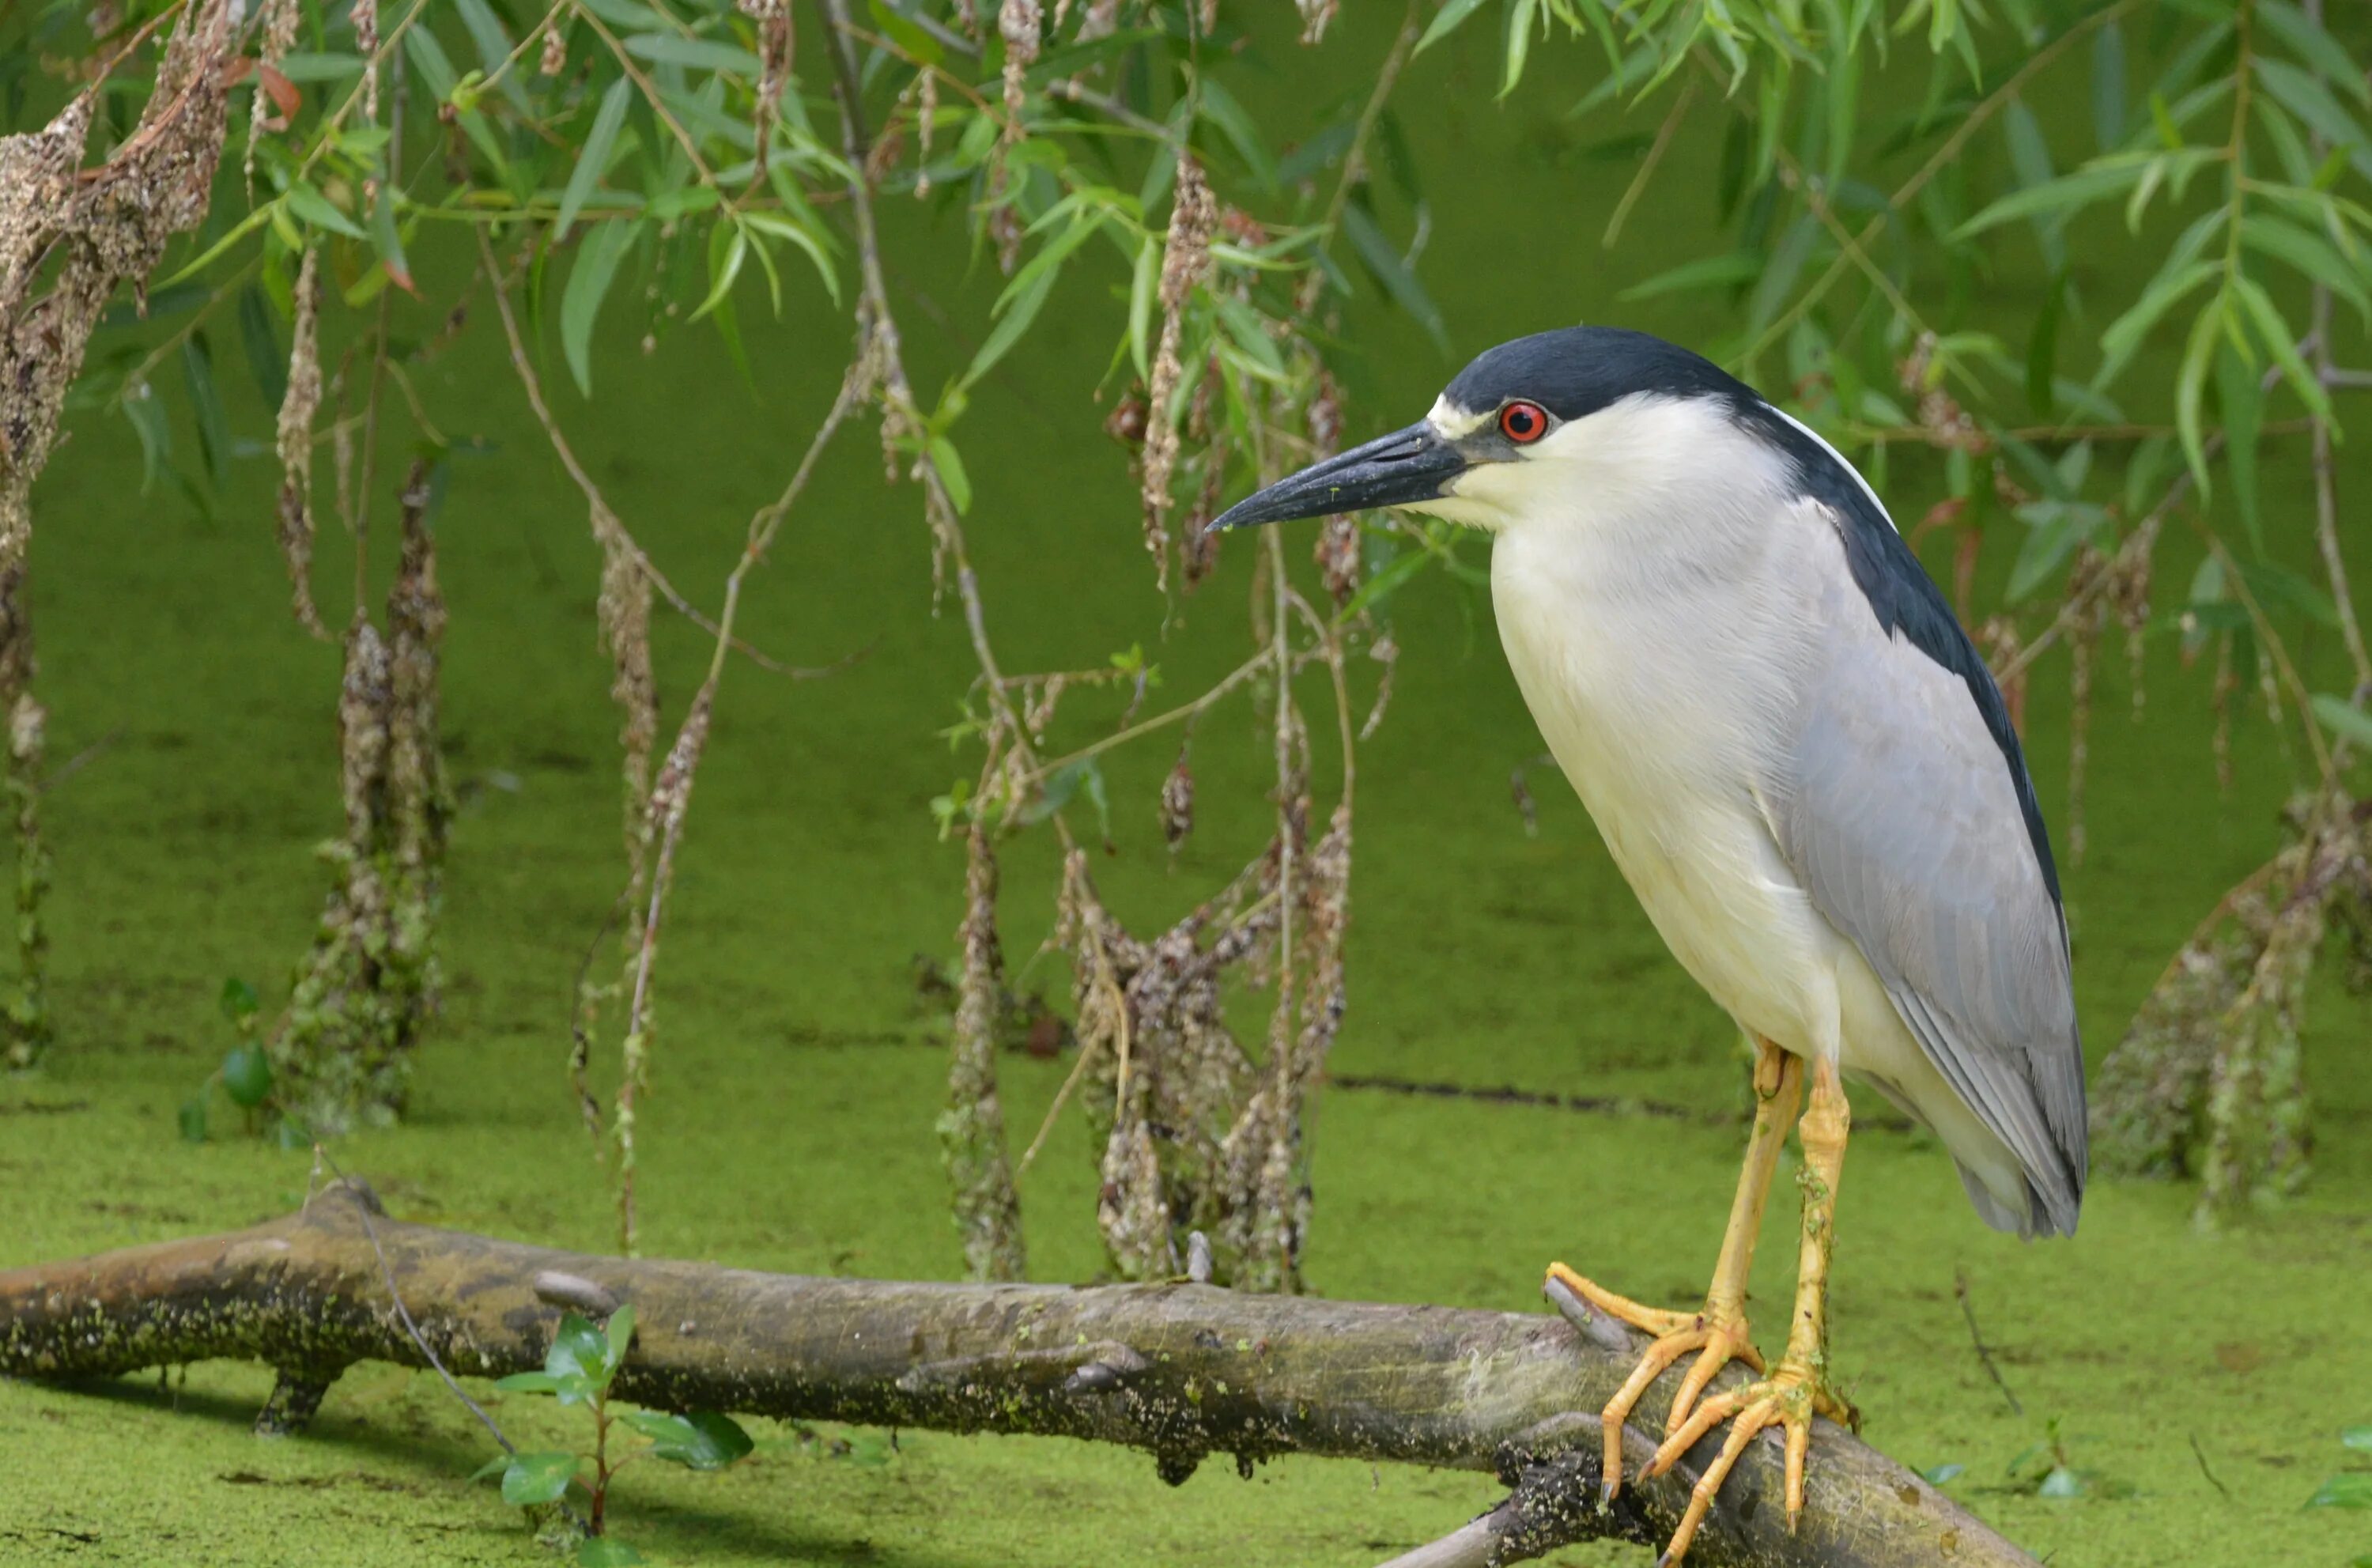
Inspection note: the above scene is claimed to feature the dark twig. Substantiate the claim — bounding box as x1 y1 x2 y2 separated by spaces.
36 726 125 795
300 1147 514 1457
1954 1266 2023 1418
2188 1433 2230 1499
474 229 793 675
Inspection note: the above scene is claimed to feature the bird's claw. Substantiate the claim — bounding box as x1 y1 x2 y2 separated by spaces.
1638 1359 1845 1565
1543 1264 1765 1505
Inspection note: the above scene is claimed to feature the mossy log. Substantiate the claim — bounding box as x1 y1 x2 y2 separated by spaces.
0 1181 2034 1568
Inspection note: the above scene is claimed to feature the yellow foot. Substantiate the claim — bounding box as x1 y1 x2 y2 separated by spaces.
1637 1358 1856 1566
1543 1263 1764 1502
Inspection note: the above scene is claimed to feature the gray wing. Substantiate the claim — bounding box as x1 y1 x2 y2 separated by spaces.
1769 515 2087 1238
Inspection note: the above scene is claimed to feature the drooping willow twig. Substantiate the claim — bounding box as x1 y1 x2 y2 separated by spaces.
817 0 1049 1282
602 362 871 1253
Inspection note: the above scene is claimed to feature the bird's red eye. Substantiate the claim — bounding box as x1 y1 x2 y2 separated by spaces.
1499 401 1549 444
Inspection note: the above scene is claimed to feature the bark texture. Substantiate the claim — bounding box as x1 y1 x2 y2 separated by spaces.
0 1183 2034 1568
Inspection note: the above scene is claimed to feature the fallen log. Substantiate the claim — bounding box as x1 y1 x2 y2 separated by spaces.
0 1181 2034 1567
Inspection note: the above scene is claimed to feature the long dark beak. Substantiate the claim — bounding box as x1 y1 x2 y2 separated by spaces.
1207 421 1466 532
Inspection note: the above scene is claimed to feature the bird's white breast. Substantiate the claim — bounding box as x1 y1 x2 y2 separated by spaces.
1479 396 1846 1059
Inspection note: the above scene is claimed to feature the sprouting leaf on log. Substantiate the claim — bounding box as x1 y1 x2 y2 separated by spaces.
621 1408 754 1468
499 1451 580 1506
2306 1472 2372 1509
605 1303 637 1374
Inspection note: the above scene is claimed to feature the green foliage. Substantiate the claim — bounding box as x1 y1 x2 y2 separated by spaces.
493 1304 633 1407
2307 1425 2372 1521
485 1449 581 1506
619 1408 757 1469
140 0 2372 670
177 975 275 1142
2004 1415 2132 1501
484 1304 755 1555
47 0 2361 827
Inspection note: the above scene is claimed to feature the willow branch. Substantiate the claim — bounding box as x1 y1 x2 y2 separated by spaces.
474 228 792 674
818 0 1023 746
1738 0 2139 368
1994 342 2302 685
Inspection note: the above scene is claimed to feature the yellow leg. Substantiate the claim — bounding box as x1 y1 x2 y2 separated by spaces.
1643 1058 1856 1566
1546 1037 1804 1502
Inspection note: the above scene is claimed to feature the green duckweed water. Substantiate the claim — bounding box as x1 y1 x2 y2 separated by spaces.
6 9 2372 1564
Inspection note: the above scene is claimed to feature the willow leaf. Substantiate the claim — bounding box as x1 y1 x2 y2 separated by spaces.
2094 255 2217 389
962 263 1058 390
2091 20 2126 151
2214 338 2263 550
2257 2 2367 105
2254 58 2372 178
625 32 765 75
1954 161 2146 239
556 78 633 243
1342 204 1448 353
2229 274 2332 422
2174 300 2221 497
2239 214 2372 326
1414 0 1491 57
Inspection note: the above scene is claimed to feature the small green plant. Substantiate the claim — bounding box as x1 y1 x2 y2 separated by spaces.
177 977 278 1143
2005 1415 2131 1501
2306 1424 2372 1565
481 1304 754 1564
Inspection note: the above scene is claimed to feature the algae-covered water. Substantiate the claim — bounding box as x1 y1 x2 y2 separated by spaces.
6 8 2372 1566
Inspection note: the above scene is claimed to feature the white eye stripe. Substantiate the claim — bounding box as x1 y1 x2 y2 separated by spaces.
1426 395 1494 441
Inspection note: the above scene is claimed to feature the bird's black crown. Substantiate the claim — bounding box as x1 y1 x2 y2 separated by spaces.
1442 326 1758 423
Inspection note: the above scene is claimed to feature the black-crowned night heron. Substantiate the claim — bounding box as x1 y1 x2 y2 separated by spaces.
1213 327 2086 1564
